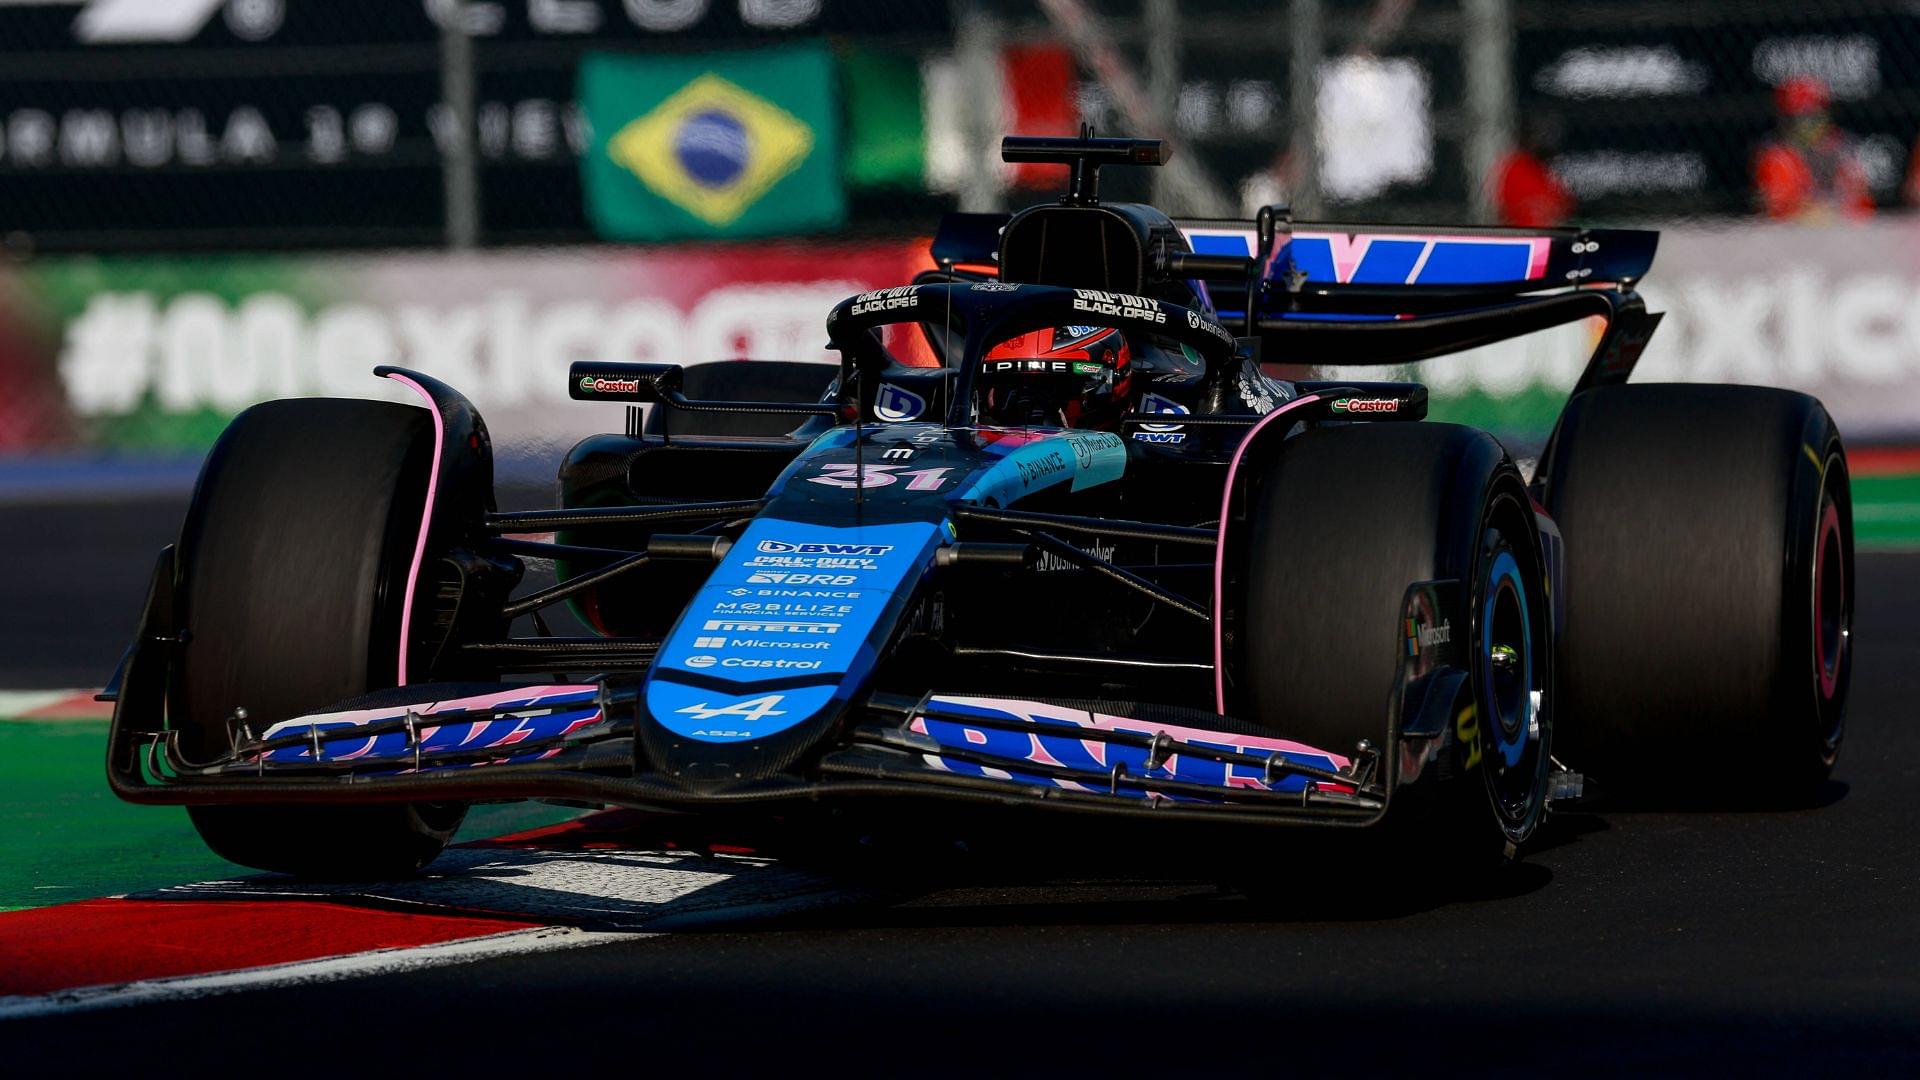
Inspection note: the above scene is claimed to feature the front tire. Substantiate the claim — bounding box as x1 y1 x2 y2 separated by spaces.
1226 422 1553 854
174 398 467 878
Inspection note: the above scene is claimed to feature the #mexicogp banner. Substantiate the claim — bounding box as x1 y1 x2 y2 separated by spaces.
580 44 845 242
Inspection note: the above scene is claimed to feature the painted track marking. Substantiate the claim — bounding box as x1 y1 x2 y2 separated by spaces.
0 926 633 1021
0 690 109 720
0 842 870 1018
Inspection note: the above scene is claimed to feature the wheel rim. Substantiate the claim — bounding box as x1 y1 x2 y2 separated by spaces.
1477 511 1550 838
1482 551 1533 769
1813 494 1845 702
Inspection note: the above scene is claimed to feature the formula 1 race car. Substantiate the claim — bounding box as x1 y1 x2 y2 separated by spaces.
104 136 1853 879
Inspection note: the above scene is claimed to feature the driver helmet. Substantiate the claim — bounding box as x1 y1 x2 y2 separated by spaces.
977 325 1133 429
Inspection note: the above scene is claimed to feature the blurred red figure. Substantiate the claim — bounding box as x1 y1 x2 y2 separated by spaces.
1490 118 1574 227
1754 76 1872 221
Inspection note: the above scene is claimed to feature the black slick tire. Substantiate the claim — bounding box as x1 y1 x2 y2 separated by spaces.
1228 422 1554 855
1542 383 1851 802
173 398 466 878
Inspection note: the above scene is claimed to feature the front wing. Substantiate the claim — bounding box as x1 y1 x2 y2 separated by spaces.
106 552 1471 830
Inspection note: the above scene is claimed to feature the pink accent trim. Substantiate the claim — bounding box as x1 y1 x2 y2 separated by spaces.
1294 231 1553 285
1526 237 1552 280
1322 234 1372 283
1212 393 1326 713
1175 227 1555 285
383 373 443 686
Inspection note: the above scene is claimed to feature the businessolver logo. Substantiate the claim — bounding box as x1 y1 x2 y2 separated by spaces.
608 73 814 228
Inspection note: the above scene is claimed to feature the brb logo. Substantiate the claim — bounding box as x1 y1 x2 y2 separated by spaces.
849 287 920 316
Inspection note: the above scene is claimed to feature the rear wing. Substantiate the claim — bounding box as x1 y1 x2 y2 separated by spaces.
927 206 1662 394
1173 215 1659 374
1175 218 1657 310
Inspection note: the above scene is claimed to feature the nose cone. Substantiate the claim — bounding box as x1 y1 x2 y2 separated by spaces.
637 517 945 786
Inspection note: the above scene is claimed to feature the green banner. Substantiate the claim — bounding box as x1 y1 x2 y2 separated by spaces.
842 47 925 189
579 45 845 242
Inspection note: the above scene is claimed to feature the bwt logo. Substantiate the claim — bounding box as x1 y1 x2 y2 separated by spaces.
756 540 894 556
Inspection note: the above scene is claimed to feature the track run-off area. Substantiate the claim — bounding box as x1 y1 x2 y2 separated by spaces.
2 463 1917 1073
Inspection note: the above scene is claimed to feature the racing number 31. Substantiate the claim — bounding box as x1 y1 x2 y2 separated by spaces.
808 464 953 491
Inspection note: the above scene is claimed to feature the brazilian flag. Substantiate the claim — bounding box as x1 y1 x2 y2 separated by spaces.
580 45 845 242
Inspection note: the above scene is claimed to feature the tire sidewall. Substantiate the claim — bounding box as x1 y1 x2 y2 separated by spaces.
1780 409 1851 782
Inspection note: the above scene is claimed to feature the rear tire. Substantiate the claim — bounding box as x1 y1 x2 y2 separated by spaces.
1542 383 1851 801
1228 422 1554 853
174 398 467 878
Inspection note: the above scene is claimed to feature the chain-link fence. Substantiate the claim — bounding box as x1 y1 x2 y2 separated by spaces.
0 0 956 252
0 0 1914 250
982 0 1920 224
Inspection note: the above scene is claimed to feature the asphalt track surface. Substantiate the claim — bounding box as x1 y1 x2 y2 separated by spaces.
6 495 1920 1075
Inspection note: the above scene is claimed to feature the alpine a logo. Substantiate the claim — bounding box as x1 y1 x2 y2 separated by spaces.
675 695 787 723
1332 396 1400 413
757 539 894 556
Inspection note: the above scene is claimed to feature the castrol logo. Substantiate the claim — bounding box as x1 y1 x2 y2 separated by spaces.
578 375 642 395
1332 397 1399 414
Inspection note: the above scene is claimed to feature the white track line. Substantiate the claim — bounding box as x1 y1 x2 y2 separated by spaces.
0 690 94 717
0 926 636 1021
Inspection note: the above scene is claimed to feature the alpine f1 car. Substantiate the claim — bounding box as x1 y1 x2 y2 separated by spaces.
104 136 1853 878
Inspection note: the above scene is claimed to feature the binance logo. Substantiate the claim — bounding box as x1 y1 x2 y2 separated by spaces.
607 74 815 227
